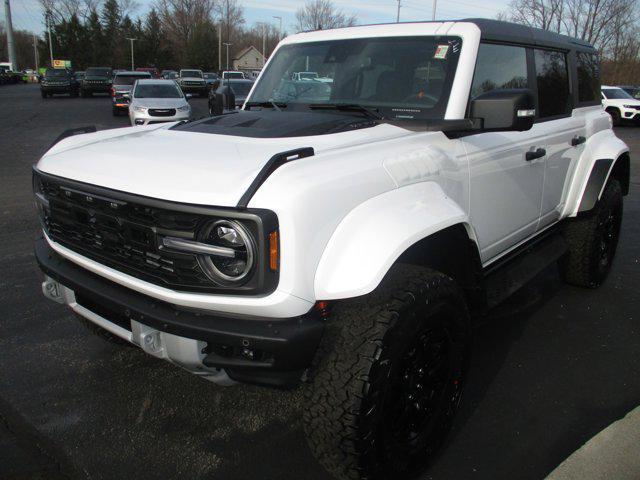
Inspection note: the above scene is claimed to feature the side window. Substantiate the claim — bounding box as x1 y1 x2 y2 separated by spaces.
534 49 570 118
577 52 600 103
470 43 528 99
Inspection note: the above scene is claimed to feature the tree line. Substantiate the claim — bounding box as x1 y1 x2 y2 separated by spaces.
500 0 640 84
3 0 638 83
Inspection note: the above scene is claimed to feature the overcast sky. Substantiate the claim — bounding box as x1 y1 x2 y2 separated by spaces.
8 0 508 35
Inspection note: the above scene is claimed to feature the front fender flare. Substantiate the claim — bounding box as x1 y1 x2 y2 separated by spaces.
314 182 472 300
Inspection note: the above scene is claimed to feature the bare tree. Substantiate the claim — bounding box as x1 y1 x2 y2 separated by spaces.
295 0 357 32
156 0 216 65
39 0 105 23
506 0 565 32
215 0 245 45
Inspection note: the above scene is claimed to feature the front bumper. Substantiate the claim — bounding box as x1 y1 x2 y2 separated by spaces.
129 109 190 126
35 237 325 388
180 83 207 94
41 84 77 94
621 107 640 120
82 82 111 93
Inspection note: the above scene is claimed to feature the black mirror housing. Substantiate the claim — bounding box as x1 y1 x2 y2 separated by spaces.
470 88 535 132
212 85 236 116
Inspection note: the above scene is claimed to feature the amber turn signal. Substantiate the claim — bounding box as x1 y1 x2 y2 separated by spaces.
269 231 279 271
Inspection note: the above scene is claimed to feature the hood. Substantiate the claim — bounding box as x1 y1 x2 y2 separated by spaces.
132 97 188 108
84 75 110 81
181 77 205 82
605 98 640 106
36 110 414 207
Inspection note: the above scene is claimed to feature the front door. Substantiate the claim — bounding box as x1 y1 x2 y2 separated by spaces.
463 42 545 263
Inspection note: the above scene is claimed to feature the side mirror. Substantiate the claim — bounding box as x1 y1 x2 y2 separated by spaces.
211 85 236 116
470 88 535 132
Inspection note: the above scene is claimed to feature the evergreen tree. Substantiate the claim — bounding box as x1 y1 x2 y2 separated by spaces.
101 0 122 67
86 10 105 66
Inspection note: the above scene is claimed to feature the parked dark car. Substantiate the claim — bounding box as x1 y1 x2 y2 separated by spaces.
111 71 153 115
81 67 113 96
203 72 219 90
40 68 80 98
75 71 85 82
619 85 640 99
208 78 254 114
161 70 177 79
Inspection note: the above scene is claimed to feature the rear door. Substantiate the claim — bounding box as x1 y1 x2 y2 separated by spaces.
463 43 546 263
532 49 586 228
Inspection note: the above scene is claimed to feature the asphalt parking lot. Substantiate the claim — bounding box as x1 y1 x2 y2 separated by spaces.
1 82 639 480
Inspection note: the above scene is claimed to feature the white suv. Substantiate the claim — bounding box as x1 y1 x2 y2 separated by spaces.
33 19 629 480
601 85 640 125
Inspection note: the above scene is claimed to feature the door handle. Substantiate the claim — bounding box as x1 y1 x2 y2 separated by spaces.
571 135 586 146
526 148 546 161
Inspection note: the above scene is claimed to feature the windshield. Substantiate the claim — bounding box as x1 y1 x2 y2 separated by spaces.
603 88 633 100
229 82 253 96
45 69 69 78
225 72 244 79
85 68 111 77
134 83 183 98
181 70 203 78
204 73 218 79
249 36 461 120
115 74 151 85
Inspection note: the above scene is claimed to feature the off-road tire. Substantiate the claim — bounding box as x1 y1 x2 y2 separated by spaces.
75 314 132 347
559 178 623 288
303 265 471 480
607 108 621 126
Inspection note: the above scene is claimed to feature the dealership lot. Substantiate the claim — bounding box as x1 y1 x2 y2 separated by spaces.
1 82 639 479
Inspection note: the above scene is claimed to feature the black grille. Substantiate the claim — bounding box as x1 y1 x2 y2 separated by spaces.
35 174 224 292
149 108 176 117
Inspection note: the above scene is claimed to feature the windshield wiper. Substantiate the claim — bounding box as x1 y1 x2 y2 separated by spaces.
245 101 286 111
308 103 384 120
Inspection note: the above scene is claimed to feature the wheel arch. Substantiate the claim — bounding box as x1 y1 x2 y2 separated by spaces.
313 182 483 307
564 130 629 217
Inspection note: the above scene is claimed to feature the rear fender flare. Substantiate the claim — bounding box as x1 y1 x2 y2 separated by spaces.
564 130 629 217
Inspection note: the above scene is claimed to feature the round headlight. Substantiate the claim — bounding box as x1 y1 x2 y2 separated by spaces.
197 220 255 284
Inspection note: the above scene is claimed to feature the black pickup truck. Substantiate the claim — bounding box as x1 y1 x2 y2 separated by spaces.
40 68 80 98
81 67 113 97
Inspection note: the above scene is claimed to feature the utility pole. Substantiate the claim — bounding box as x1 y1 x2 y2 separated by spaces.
3 0 17 71
223 42 231 71
125 37 137 70
432 0 437 20
46 11 54 67
273 16 282 40
33 34 38 72
396 0 401 22
218 21 222 73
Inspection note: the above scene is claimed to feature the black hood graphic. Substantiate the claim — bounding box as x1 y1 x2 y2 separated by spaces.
172 109 378 138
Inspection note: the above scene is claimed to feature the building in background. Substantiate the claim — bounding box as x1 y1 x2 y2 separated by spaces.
232 46 263 76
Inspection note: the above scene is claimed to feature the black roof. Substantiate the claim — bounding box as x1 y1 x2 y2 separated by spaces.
464 18 595 51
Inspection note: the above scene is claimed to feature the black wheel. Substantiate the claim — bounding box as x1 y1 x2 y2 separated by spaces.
70 90 79 97
303 265 471 480
112 107 120 116
608 108 622 126
559 178 623 288
41 90 47 98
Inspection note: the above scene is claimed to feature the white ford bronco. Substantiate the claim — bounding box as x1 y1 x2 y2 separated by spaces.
34 19 629 480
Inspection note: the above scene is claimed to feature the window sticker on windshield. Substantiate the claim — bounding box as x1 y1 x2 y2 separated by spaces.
434 45 450 59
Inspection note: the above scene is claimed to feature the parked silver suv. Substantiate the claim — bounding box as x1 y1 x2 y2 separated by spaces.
129 79 191 126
